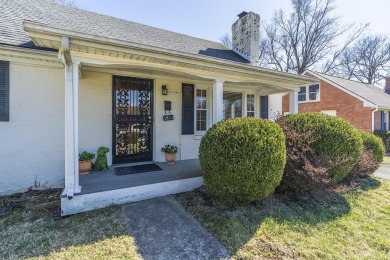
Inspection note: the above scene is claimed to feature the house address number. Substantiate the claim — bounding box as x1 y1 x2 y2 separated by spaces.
163 115 174 121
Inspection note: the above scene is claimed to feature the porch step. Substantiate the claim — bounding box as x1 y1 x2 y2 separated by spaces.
61 176 203 216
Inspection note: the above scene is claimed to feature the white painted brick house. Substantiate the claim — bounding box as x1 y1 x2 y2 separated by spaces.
0 0 317 215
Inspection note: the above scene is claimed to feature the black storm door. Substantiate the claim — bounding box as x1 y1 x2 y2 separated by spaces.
112 76 154 163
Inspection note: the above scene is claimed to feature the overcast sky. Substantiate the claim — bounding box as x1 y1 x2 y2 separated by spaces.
72 0 389 42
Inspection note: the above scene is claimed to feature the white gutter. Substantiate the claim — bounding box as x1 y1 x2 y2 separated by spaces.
23 21 318 85
59 37 71 65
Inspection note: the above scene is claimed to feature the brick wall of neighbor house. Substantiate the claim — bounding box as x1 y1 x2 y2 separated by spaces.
282 75 373 132
0 61 65 195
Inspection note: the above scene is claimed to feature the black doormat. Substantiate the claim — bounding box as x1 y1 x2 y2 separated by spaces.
115 163 163 176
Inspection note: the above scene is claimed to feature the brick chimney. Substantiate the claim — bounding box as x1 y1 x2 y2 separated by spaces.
232 11 260 65
385 77 390 94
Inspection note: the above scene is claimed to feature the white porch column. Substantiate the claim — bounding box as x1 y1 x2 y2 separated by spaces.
289 90 298 114
72 61 81 193
212 79 224 124
63 61 81 198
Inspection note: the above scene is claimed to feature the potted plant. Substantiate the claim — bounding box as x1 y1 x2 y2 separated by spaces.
161 144 178 164
79 151 95 175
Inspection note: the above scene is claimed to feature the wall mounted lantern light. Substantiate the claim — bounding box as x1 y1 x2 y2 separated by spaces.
162 85 168 95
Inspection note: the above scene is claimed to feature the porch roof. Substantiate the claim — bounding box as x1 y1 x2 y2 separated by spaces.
23 21 318 92
1 0 247 63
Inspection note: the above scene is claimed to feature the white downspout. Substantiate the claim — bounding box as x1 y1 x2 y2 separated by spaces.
60 37 81 199
372 106 379 133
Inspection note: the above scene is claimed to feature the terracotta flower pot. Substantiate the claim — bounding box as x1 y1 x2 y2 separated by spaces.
79 160 92 175
165 153 177 164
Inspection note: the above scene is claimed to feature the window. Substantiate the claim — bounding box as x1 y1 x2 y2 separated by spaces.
381 111 387 131
298 87 306 102
247 94 255 117
298 84 320 102
196 89 207 131
223 92 242 119
0 61 9 121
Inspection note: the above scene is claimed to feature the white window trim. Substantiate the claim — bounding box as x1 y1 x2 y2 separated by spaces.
194 86 210 135
222 88 260 119
298 83 321 103
246 93 256 117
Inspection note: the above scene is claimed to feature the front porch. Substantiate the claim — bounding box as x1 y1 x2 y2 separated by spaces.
22 21 317 216
61 159 203 216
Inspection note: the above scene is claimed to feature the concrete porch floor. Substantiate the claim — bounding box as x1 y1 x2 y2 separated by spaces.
79 159 202 195
61 159 203 216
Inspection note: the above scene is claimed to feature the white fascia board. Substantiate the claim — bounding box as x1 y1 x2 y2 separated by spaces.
23 21 318 87
0 44 61 67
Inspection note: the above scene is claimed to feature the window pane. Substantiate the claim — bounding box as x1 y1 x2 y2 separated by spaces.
298 93 306 102
223 92 242 119
196 89 207 109
247 94 255 117
196 89 207 132
309 84 319 101
196 110 207 131
298 86 307 102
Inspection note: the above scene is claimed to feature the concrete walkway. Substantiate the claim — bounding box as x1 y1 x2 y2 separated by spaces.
374 164 390 180
121 196 229 260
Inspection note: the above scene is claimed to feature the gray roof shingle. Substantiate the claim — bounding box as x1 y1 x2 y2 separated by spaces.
307 71 390 109
0 0 249 63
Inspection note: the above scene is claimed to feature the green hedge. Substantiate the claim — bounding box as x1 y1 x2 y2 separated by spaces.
349 131 385 178
199 117 286 204
373 130 390 153
362 131 385 164
281 113 363 182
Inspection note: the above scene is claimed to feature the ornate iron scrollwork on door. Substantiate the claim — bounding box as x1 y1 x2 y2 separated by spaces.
113 76 154 163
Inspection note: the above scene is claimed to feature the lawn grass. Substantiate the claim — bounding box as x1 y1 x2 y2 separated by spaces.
177 178 390 259
383 156 390 164
0 189 141 259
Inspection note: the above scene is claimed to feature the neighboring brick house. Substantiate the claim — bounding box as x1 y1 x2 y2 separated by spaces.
282 71 390 133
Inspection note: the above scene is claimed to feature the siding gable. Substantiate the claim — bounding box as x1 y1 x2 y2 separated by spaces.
0 61 9 121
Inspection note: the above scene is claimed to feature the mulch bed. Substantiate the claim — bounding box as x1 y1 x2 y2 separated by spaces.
0 188 62 221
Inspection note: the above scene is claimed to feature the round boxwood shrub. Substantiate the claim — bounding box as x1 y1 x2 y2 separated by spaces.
373 130 390 153
199 117 286 204
276 113 363 191
348 130 385 178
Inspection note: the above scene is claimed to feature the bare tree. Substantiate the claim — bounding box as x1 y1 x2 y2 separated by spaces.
336 35 390 84
220 33 232 48
262 0 367 74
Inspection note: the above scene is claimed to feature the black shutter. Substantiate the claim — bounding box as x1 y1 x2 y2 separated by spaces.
0 61 9 121
260 95 269 119
182 83 194 135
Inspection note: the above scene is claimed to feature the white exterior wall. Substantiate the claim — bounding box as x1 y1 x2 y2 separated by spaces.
0 62 65 195
78 70 211 164
268 93 283 120
154 79 212 162
154 78 183 162
0 62 289 195
78 71 113 164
